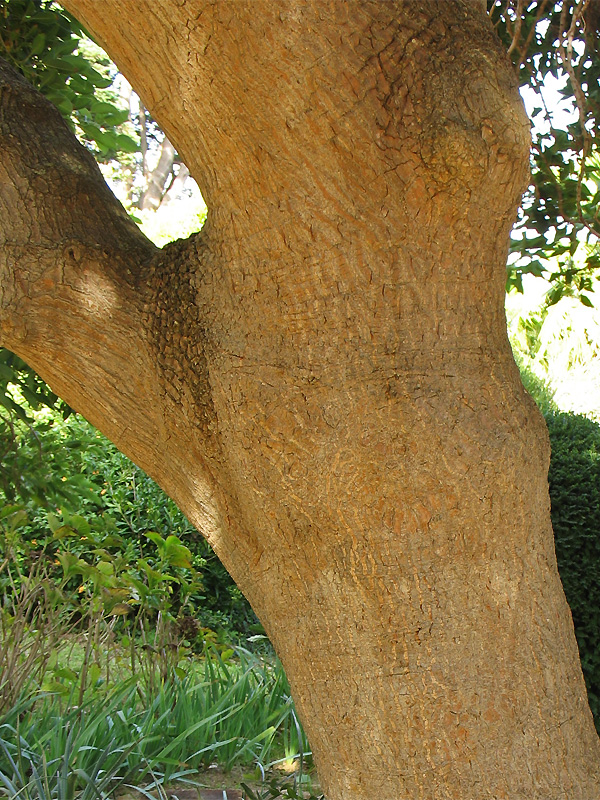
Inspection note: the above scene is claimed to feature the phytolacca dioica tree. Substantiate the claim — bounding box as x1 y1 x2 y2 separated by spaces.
1 2 598 798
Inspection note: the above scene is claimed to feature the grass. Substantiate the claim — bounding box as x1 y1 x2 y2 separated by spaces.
0 647 313 800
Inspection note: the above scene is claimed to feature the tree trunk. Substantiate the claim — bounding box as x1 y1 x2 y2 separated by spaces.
160 163 190 208
1 2 599 797
138 136 177 211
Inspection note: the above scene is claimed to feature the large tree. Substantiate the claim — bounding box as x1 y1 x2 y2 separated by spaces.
1 1 599 797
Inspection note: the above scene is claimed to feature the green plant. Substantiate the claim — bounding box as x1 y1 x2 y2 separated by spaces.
512 352 558 416
0 728 137 800
510 360 600 729
0 682 197 800
241 775 323 800
489 2 600 304
0 0 137 160
0 517 78 714
0 648 311 798
143 647 309 773
0 405 257 645
545 411 600 730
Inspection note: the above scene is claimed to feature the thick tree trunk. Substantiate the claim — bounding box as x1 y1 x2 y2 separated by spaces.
1 2 599 797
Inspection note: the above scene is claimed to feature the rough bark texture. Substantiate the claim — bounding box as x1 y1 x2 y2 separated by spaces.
1 1 599 797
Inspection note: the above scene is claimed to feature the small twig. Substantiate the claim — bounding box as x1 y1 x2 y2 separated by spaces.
140 102 149 181
508 0 525 56
516 0 551 68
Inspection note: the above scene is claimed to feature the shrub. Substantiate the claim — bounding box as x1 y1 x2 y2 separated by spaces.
546 411 600 729
0 410 257 643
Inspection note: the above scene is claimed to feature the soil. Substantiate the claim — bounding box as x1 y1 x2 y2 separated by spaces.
117 765 322 800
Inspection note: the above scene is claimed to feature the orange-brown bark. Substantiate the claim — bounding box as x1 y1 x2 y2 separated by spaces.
2 2 599 797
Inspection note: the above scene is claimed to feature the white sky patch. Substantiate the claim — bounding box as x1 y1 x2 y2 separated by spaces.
520 74 578 134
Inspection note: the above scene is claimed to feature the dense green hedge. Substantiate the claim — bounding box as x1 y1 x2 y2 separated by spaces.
546 412 600 730
0 410 257 644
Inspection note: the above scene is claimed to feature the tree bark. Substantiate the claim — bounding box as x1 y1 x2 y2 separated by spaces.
2 2 599 797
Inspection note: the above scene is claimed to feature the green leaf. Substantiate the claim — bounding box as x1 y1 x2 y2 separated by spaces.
40 679 70 695
114 132 139 153
52 666 78 682
83 65 112 88
29 32 46 56
546 285 564 307
0 364 15 381
61 53 93 72
0 392 29 422
57 550 79 578
52 525 78 539
69 513 91 536
0 504 25 521
137 557 173 583
55 96 73 116
109 602 132 616
164 535 193 569
523 260 546 278
146 531 165 548
4 509 28 531
46 511 62 532
87 662 102 686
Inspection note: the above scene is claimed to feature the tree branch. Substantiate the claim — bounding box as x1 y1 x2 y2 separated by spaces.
0 56 264 596
138 136 177 211
0 58 207 488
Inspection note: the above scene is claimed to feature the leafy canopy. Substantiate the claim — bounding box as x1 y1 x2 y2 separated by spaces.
490 0 600 305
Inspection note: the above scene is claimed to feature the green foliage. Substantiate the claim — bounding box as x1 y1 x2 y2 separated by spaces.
0 556 72 713
0 0 137 159
0 349 70 428
512 352 558 415
512 355 600 729
138 203 208 248
0 688 149 800
0 399 297 794
508 292 600 422
241 776 323 800
0 405 256 646
545 411 600 730
0 650 310 798
489 1 600 304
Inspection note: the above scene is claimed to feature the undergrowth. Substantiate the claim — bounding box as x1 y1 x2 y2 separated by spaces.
0 648 312 800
